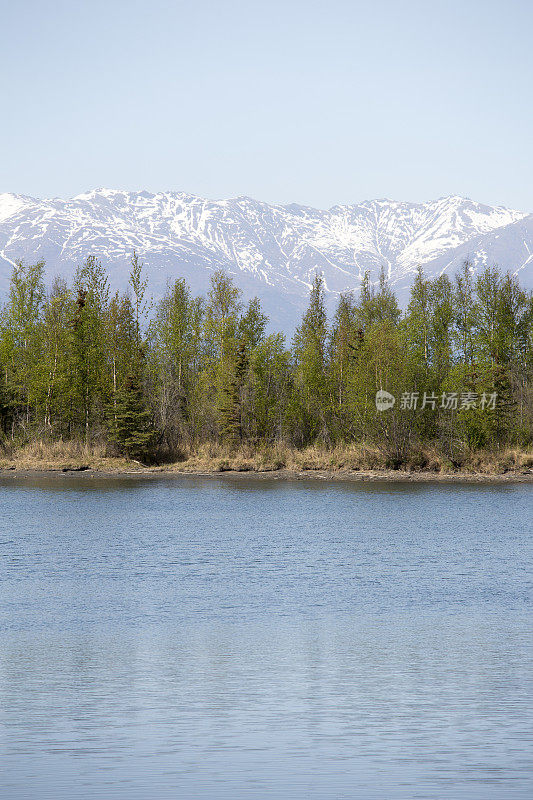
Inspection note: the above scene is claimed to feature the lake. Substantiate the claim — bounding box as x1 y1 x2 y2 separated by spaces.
0 474 531 799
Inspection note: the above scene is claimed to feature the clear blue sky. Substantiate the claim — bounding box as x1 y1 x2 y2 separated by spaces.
2 0 532 210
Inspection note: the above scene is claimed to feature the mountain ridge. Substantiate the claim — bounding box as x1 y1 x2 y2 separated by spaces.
0 190 531 332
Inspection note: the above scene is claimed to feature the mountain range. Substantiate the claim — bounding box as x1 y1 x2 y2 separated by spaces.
0 189 531 333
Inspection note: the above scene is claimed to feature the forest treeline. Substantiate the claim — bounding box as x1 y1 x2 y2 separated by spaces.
0 253 532 469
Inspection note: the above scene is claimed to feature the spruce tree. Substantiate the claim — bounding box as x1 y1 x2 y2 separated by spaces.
110 373 154 460
218 340 248 447
292 274 331 444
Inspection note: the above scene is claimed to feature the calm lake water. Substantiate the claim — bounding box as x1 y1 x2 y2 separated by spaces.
0 474 531 799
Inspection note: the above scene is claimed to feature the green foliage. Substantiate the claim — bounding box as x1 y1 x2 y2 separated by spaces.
292 274 331 444
108 372 154 459
0 261 46 432
0 255 531 462
129 250 150 346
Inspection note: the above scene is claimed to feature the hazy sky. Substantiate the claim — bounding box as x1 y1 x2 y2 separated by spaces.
2 0 532 209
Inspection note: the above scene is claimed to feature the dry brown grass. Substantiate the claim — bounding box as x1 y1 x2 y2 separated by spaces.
166 441 533 476
163 442 531 475
0 438 531 477
462 447 533 475
0 438 137 472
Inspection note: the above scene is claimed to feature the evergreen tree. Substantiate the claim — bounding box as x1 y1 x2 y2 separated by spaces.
110 373 154 459
218 339 248 447
292 274 331 444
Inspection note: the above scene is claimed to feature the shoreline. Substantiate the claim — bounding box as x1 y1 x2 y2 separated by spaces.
1 466 532 484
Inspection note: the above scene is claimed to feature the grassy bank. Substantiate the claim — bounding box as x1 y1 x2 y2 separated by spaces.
1 439 532 478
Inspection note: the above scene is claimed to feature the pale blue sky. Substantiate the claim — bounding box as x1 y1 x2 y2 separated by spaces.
1 0 532 210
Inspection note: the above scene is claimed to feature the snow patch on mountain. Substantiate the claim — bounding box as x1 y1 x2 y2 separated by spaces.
0 189 529 332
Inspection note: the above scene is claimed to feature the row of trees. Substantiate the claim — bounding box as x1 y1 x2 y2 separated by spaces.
1 254 532 463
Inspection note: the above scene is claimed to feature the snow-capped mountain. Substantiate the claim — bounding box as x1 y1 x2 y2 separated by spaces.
0 189 530 332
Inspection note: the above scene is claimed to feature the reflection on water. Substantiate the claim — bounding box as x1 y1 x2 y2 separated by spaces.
0 475 531 799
